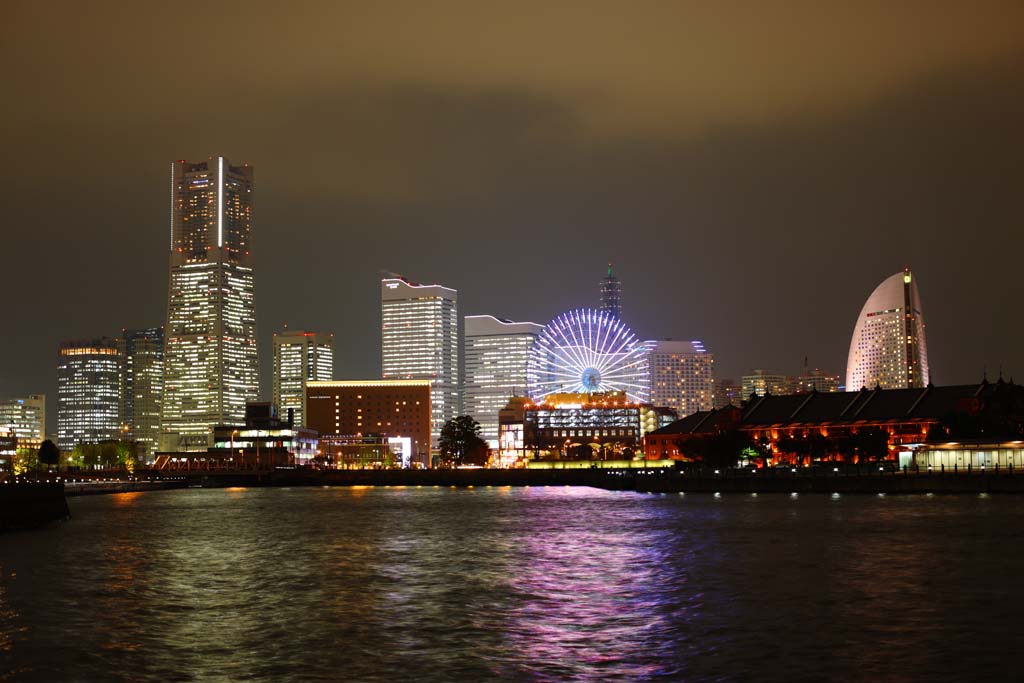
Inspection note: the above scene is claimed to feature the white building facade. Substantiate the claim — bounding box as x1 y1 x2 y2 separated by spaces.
846 268 929 391
464 315 543 443
381 277 458 444
646 340 714 418
273 330 333 427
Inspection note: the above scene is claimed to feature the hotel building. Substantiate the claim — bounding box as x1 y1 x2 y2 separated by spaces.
381 277 458 444
646 339 714 418
846 268 929 391
273 330 334 427
306 380 432 466
57 339 121 452
161 157 259 451
464 315 542 443
119 327 164 458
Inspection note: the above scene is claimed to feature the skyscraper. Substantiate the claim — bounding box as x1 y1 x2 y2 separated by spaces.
464 315 543 443
846 268 929 391
646 340 714 417
57 339 121 452
0 394 46 442
381 277 458 445
119 327 164 458
161 157 258 451
599 263 622 319
273 330 334 427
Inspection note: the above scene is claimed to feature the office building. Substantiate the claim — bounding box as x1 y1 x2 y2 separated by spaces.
119 327 164 457
741 369 796 400
797 368 841 394
646 339 714 417
306 380 432 466
599 263 622 319
846 268 929 391
161 157 259 451
273 330 334 427
381 277 457 444
464 315 542 443
0 394 46 442
57 339 121 452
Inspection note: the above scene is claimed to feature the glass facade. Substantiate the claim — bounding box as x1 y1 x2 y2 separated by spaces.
599 263 622 319
119 327 164 458
57 340 121 452
381 278 458 445
464 315 542 443
161 158 258 451
273 330 333 428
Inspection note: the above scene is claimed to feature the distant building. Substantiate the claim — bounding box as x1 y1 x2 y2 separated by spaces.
464 315 543 443
119 327 164 458
57 339 121 452
0 394 46 442
741 369 796 400
846 268 929 391
713 379 743 409
273 330 334 428
306 380 432 467
161 157 259 452
797 368 840 394
646 339 714 417
381 277 458 445
599 263 622 319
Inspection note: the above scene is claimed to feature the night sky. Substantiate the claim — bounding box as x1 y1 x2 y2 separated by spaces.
3 2 1023 433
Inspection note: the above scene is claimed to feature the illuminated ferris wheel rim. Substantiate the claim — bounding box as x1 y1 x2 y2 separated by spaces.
526 309 650 402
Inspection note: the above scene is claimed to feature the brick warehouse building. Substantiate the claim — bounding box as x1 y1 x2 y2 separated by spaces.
644 379 1024 466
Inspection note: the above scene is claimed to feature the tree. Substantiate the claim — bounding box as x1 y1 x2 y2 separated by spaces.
38 440 60 471
439 415 488 466
12 447 38 476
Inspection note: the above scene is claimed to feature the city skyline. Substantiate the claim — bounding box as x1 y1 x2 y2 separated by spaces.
3 4 1023 435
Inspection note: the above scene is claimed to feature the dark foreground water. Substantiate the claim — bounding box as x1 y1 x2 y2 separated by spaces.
2 487 1024 682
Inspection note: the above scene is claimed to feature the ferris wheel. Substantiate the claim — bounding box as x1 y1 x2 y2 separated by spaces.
526 309 650 403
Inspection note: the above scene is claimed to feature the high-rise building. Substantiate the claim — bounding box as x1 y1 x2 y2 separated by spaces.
713 379 743 409
741 369 795 400
0 394 46 441
160 157 259 451
846 268 929 391
119 327 164 458
57 339 121 452
381 277 458 444
464 315 543 443
599 263 622 319
646 340 714 417
273 330 334 427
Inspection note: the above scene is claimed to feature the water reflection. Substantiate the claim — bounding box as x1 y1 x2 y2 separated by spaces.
2 490 1024 682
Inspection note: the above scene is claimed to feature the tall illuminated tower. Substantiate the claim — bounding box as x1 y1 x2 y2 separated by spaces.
273 330 334 427
600 263 622 319
160 157 258 451
381 277 458 447
464 315 543 443
846 268 929 391
57 338 121 452
119 327 164 458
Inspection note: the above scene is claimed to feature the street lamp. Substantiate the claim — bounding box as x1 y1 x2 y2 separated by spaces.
230 429 240 463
